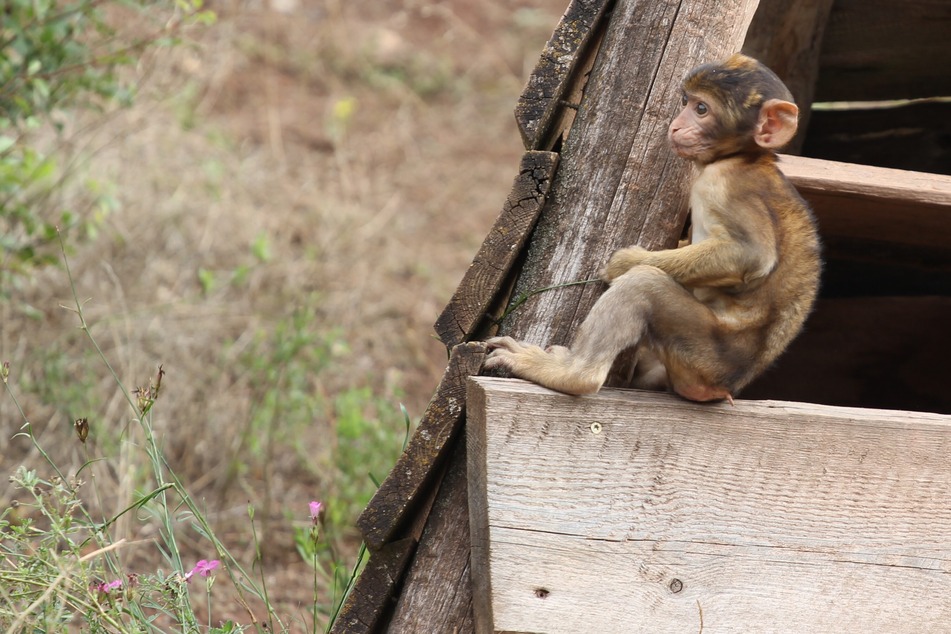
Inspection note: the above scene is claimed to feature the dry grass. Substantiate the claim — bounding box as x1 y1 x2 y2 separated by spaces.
0 0 564 626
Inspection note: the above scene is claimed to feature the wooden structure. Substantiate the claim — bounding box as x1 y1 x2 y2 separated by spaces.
332 0 951 632
467 378 951 633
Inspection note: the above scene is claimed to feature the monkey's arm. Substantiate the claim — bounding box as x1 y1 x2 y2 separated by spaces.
602 225 777 288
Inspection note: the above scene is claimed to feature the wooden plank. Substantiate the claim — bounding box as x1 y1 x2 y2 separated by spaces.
329 538 415 634
500 0 761 350
815 0 951 102
741 0 834 152
387 440 475 633
467 376 951 634
779 154 951 250
357 342 486 551
515 0 613 150
434 152 558 348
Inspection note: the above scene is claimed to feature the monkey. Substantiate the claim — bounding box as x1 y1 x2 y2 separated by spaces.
484 53 821 403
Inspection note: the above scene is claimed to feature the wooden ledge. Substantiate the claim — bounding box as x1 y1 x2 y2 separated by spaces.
467 376 951 634
779 155 951 249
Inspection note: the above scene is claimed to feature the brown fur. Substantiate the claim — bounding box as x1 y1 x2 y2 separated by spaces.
485 54 821 402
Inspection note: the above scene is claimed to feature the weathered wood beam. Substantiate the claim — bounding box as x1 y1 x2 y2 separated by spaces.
779 154 951 249
328 538 415 634
356 342 485 551
815 0 951 102
386 440 475 632
500 0 762 352
515 0 614 150
434 152 558 348
467 376 951 634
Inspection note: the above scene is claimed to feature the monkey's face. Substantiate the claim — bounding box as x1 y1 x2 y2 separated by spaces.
672 54 799 164
668 91 736 164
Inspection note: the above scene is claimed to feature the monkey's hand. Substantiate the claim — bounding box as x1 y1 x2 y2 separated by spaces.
601 246 650 282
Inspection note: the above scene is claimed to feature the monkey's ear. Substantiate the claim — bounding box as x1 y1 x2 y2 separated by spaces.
754 99 799 149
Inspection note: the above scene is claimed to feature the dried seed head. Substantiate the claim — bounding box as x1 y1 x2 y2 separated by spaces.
74 418 89 444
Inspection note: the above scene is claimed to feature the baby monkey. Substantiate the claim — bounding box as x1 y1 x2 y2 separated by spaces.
485 54 821 402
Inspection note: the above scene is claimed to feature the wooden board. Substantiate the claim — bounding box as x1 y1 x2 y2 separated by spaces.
778 154 951 250
802 101 951 176
741 0 834 152
329 538 415 634
434 152 558 348
515 0 612 150
357 342 485 551
467 376 951 634
386 439 475 633
742 297 951 415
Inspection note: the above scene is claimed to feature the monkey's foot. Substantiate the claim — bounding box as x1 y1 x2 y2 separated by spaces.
483 336 547 375
483 336 603 396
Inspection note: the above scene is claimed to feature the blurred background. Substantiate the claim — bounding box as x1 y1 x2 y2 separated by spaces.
0 0 566 625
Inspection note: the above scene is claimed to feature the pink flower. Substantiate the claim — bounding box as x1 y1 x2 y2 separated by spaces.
92 579 123 593
184 559 220 581
309 500 323 523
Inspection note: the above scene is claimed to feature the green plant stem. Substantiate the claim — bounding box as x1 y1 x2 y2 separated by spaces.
206 583 213 629
57 234 187 575
55 233 276 628
249 505 276 632
312 537 320 634
327 542 367 630
496 277 602 325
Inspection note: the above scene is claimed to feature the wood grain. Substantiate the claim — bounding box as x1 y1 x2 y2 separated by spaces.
467 376 951 634
815 0 951 102
742 0 835 152
501 0 760 349
434 152 558 348
329 538 415 634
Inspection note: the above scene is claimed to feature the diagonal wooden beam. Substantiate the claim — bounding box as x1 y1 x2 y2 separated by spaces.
515 0 614 150
434 151 558 348
356 342 486 551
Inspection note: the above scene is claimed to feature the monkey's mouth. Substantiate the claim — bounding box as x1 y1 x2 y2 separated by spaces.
668 135 712 161
668 139 692 158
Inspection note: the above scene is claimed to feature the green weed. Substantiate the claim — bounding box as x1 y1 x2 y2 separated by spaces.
1 242 410 632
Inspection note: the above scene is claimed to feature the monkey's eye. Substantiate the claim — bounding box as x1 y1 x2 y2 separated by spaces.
681 94 688 107
695 102 709 116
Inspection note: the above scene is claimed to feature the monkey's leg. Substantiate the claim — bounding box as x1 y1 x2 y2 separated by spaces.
487 266 742 400
486 266 678 395
608 268 741 402
484 336 609 395
629 347 669 391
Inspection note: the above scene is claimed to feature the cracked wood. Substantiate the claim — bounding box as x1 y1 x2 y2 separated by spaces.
356 342 486 551
515 0 613 150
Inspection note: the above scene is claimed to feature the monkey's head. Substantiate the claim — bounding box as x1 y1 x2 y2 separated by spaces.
668 53 799 164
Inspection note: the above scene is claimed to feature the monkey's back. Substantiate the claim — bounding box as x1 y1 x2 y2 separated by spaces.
740 157 822 385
